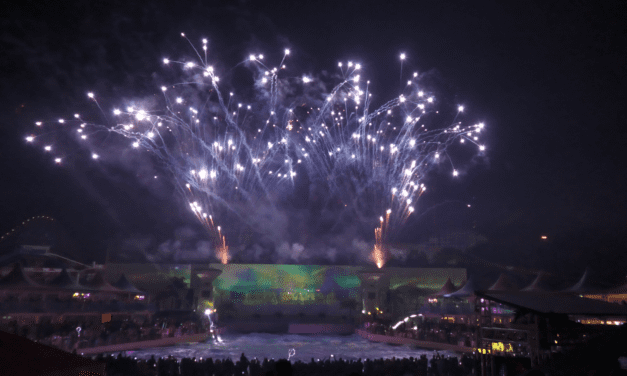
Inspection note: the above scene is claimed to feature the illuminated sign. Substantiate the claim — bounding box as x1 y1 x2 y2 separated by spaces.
491 342 514 353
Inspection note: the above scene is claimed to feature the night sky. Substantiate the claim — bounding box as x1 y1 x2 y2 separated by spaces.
1 1 626 281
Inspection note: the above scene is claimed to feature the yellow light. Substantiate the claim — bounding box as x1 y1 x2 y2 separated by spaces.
492 342 504 352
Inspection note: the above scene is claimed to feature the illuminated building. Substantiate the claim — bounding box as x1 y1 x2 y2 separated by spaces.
475 291 627 370
358 269 391 318
190 265 222 314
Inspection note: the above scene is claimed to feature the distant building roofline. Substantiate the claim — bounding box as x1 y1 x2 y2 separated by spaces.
477 290 627 317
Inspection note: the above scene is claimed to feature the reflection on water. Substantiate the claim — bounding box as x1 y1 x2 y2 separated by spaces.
124 334 454 361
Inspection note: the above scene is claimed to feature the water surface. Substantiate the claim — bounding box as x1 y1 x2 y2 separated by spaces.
124 333 455 362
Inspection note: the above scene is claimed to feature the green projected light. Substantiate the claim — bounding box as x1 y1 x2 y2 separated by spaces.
106 263 467 311
209 264 363 305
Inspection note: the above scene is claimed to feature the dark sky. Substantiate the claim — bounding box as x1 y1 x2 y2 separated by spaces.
1 0 626 273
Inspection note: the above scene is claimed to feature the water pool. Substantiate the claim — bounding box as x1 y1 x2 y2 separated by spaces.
124 333 455 362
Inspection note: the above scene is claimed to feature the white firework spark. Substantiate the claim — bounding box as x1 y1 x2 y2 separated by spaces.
27 35 486 266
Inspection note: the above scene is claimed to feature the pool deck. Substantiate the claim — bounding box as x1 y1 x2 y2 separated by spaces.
79 328 226 355
78 326 473 355
220 318 356 334
288 323 355 335
355 329 474 354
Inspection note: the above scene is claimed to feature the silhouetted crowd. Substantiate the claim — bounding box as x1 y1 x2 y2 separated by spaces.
101 352 481 376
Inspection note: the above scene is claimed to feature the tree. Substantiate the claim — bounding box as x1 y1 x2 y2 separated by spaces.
154 277 187 310
340 298 359 320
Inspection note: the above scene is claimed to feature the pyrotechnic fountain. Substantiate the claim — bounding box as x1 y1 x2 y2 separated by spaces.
26 35 485 267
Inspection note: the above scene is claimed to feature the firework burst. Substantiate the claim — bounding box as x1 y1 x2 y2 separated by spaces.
27 35 486 266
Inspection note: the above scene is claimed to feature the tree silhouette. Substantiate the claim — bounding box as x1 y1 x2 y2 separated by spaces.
340 298 359 320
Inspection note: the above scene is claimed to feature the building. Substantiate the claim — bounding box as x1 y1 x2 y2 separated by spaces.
190 265 222 313
383 271 627 374
475 290 627 373
107 263 466 320
0 261 148 326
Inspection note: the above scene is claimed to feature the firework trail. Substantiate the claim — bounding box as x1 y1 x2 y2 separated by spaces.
26 35 486 266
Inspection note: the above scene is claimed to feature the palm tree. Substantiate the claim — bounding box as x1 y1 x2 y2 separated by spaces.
340 298 359 321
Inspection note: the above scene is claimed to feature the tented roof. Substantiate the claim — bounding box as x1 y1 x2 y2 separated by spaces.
0 263 42 290
488 273 519 292
432 277 457 296
564 268 604 294
521 272 552 292
40 257 68 269
0 264 88 293
478 291 627 317
78 269 121 293
445 276 478 298
0 254 30 268
111 274 143 294
45 269 78 289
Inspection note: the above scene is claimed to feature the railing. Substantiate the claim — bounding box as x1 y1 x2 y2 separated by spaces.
79 331 214 355
356 329 475 353
0 301 156 314
417 304 475 316
31 324 220 354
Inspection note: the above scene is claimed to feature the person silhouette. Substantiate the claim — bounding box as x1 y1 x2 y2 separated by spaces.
275 359 293 376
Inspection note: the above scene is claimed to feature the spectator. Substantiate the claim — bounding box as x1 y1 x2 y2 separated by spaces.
82 353 482 376
275 359 292 376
